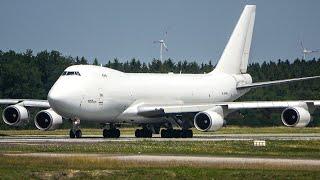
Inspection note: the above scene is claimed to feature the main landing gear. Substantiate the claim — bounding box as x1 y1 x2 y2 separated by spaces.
70 118 82 138
103 129 120 138
135 128 152 138
103 124 120 138
161 129 193 138
160 117 193 138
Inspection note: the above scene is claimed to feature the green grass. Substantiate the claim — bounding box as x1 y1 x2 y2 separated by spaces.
1 140 320 159
0 126 319 136
0 155 319 179
1 126 319 179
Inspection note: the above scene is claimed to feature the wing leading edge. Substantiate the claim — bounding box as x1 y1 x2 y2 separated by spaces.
135 100 320 117
0 99 50 108
237 76 320 89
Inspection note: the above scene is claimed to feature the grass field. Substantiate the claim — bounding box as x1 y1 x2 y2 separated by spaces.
0 155 319 179
1 126 319 179
1 140 320 159
1 126 319 136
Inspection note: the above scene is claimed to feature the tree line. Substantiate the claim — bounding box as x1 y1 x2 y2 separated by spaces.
0 49 319 129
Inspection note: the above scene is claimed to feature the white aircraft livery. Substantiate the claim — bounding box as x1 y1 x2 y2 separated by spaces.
1 5 320 138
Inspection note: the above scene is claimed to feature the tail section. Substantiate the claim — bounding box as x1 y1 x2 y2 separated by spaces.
213 5 256 74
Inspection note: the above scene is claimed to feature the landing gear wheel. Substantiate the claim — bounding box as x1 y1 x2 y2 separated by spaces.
75 129 82 138
160 129 166 138
103 129 120 138
135 129 141 138
161 129 193 138
181 129 193 138
173 129 181 138
69 129 76 138
135 129 152 138
70 118 81 138
114 129 120 138
146 129 152 138
103 129 109 138
161 129 173 138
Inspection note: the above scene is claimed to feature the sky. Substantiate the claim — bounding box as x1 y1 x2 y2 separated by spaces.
0 0 320 64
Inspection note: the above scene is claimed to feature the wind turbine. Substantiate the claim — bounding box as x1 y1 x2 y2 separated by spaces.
153 32 168 61
300 41 319 60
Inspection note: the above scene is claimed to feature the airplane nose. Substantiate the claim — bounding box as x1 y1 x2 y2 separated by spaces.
47 79 82 118
48 86 67 104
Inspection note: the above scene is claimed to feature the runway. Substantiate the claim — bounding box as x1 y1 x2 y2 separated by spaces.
4 153 320 169
0 133 319 143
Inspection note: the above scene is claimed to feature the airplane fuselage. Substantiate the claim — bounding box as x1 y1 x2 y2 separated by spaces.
48 65 252 124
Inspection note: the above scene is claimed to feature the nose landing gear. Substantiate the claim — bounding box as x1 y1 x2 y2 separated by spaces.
70 118 82 138
70 129 82 138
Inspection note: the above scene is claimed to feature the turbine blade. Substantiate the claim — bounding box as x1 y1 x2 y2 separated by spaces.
163 43 168 51
300 40 304 50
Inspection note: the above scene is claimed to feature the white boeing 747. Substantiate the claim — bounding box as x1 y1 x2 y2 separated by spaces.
1 5 320 138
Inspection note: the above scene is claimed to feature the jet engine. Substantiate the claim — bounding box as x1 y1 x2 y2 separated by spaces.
2 105 29 126
34 109 63 131
194 107 224 132
281 107 311 127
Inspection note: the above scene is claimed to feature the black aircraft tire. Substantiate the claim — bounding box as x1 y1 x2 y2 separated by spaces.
160 129 167 138
75 130 82 138
69 129 76 138
135 129 142 138
187 130 193 138
145 130 152 138
114 129 120 138
173 129 181 138
103 129 110 138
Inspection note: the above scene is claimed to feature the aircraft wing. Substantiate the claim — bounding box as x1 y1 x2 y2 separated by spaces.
237 76 320 89
0 99 50 108
135 100 320 117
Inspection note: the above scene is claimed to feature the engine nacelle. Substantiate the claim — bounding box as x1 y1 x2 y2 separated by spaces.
281 107 311 127
194 107 224 132
34 109 63 131
2 105 29 126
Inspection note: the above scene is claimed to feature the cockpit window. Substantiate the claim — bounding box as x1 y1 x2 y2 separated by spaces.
61 71 81 76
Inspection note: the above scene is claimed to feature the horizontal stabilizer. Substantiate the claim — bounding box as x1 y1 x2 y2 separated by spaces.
237 76 320 89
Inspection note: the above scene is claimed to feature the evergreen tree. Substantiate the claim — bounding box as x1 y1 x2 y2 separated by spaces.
93 58 99 66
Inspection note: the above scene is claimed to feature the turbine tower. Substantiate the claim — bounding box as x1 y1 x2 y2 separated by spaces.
300 41 319 59
153 32 168 61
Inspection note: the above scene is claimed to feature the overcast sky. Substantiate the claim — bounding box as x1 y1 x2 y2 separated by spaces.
1 0 320 64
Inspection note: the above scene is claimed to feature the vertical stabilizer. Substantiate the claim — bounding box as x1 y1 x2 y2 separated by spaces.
213 5 256 74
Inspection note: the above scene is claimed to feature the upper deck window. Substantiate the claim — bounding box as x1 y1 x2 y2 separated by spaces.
61 71 81 76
